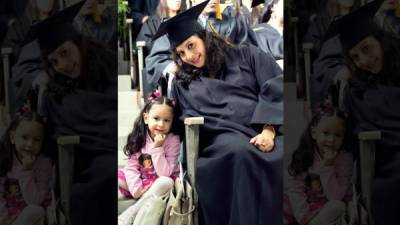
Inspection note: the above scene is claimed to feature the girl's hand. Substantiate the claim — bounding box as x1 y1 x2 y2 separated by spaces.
153 134 167 148
21 152 36 170
133 185 151 199
323 150 337 166
250 128 275 152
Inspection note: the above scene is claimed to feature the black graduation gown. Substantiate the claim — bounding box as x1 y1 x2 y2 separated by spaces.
253 23 283 60
310 36 344 109
344 81 400 225
136 15 162 59
41 48 117 225
172 45 283 225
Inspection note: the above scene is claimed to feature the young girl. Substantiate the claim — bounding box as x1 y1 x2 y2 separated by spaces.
284 102 353 225
118 93 180 225
0 111 52 225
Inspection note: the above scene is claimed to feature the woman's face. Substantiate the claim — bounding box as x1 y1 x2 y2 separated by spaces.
47 40 82 78
348 35 384 74
175 35 207 68
165 0 181 12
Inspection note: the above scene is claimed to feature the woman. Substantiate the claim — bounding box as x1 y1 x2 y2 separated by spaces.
325 0 400 224
153 1 283 224
136 0 182 57
24 1 117 225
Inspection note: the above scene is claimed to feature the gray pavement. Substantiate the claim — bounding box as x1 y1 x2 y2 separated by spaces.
118 75 141 168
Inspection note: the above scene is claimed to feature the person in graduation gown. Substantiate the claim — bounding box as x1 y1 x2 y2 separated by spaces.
136 0 182 62
144 0 259 98
23 2 117 225
73 0 117 49
252 0 283 61
325 0 400 224
152 1 283 224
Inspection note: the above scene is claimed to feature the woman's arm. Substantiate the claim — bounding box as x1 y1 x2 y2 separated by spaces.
246 46 283 127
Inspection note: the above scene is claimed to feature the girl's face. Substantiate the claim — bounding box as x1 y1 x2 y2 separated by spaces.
348 35 384 74
47 40 82 78
165 0 181 12
311 116 345 156
10 121 44 160
143 104 174 139
176 35 207 68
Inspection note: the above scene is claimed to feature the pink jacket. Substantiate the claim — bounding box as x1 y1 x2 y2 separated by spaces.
0 155 52 221
121 133 180 197
285 150 353 225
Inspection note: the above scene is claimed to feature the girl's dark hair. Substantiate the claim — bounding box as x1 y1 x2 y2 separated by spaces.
123 95 177 157
171 30 234 86
0 112 47 176
344 29 400 94
288 106 348 177
42 35 116 103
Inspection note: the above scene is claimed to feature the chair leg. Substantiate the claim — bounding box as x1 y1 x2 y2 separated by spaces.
184 117 204 225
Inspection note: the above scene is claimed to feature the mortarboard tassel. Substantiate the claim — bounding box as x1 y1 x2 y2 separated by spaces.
215 0 222 20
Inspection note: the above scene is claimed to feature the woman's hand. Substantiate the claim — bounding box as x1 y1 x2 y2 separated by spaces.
250 127 275 152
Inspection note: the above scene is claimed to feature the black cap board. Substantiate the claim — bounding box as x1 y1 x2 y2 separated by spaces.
323 0 384 50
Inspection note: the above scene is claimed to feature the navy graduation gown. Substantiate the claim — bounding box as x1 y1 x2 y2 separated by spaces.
41 48 117 225
172 45 283 225
344 81 400 225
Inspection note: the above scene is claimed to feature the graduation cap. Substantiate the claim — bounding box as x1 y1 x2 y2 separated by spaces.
323 0 384 50
251 0 267 8
23 0 85 53
153 0 209 49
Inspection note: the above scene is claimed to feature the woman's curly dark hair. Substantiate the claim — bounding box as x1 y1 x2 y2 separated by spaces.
343 28 400 97
41 35 116 103
171 30 234 86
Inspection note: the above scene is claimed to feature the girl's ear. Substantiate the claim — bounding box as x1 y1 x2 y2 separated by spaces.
143 112 149 124
9 130 15 144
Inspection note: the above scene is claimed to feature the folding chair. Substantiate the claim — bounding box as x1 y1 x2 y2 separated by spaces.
357 130 380 225
56 135 80 225
1 47 12 124
184 117 204 225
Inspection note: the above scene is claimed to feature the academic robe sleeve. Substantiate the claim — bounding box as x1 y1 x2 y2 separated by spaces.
234 14 259 47
245 46 283 126
145 35 173 92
